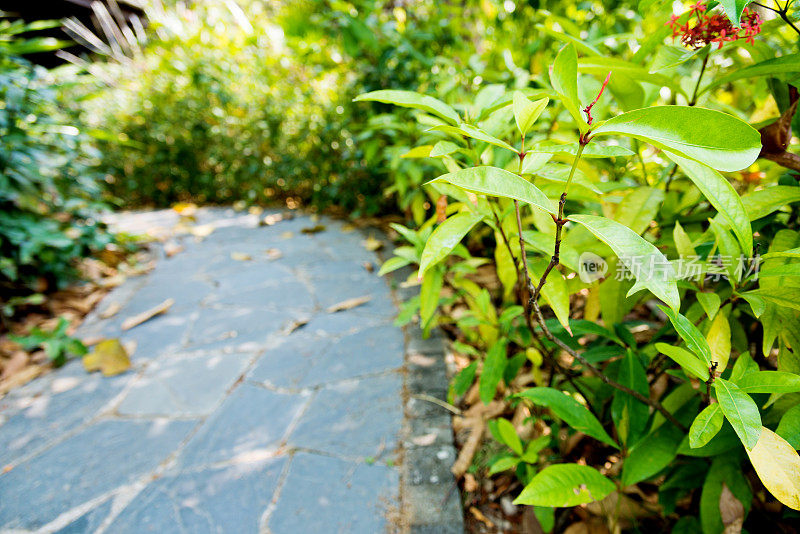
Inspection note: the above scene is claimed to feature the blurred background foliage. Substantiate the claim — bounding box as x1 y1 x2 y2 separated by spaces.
2 0 798 292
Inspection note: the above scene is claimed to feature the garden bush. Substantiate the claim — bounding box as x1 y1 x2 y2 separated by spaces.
365 1 800 531
0 19 112 298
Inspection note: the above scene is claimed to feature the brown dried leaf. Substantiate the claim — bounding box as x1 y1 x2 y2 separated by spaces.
99 302 122 319
300 225 326 235
720 484 744 534
265 248 282 261
0 351 28 381
231 252 252 261
326 295 371 313
469 507 495 529
121 298 174 331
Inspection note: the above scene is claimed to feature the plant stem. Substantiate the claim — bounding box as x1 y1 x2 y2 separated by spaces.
689 49 710 106
529 298 688 431
512 142 688 432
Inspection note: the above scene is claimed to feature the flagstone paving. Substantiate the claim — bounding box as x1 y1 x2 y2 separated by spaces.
0 208 435 533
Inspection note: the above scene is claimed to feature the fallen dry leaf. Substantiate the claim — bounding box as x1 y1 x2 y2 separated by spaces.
463 473 479 493
341 223 355 233
285 319 309 334
171 202 197 216
362 236 383 251
0 364 43 395
265 248 282 261
99 302 122 319
326 295 371 313
188 224 214 238
83 339 131 376
163 241 184 257
260 214 284 226
0 351 28 382
231 252 252 261
720 484 744 534
281 231 294 239
469 507 495 529
300 225 326 235
362 262 374 273
121 298 174 331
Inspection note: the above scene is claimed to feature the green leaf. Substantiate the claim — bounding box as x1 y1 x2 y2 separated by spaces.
402 145 433 159
741 186 800 221
715 378 762 450
614 187 665 235
718 0 753 27
480 341 508 404
378 256 412 277
513 92 549 137
741 288 800 312
659 306 713 365
592 106 761 173
666 153 752 256
621 423 683 486
427 166 555 215
700 456 753 534
730 353 759 382
430 141 460 157
570 214 680 311
550 43 586 131
429 123 518 153
697 292 721 320
736 371 800 394
354 90 459 125
521 152 553 174
420 267 443 326
690 404 724 449
493 418 524 455
655 342 710 381
611 350 650 446
702 53 800 94
516 387 618 447
513 464 615 507
450 361 477 400
532 142 634 158
489 456 521 475
776 404 800 449
419 212 483 276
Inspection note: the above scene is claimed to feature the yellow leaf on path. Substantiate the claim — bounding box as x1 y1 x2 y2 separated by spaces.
265 248 282 261
121 298 174 331
171 202 197 216
83 339 131 376
188 224 214 238
326 295 371 313
300 225 326 234
362 236 383 251
746 427 800 510
231 252 252 261
707 312 731 374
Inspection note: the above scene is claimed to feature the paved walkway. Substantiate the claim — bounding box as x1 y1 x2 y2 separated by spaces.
0 208 416 533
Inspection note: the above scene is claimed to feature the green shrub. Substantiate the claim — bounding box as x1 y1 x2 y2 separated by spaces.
370 1 800 530
0 21 112 296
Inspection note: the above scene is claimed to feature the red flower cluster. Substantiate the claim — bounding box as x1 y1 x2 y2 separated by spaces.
668 2 762 49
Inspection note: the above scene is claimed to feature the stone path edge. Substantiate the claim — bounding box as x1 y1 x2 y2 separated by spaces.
373 230 465 534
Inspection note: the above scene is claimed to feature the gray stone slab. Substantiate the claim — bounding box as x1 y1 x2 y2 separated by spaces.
179 384 306 469
268 452 397 534
0 419 197 530
0 366 130 466
106 457 286 533
187 306 303 345
117 352 252 417
289 373 403 458
207 279 315 311
250 324 403 388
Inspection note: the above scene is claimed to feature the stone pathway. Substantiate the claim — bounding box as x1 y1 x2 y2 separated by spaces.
0 208 461 533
